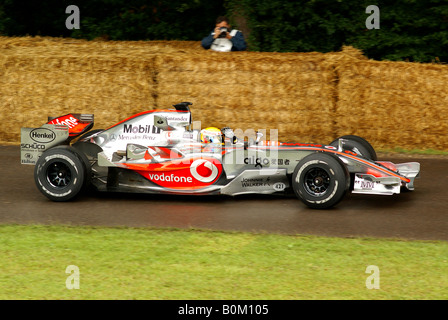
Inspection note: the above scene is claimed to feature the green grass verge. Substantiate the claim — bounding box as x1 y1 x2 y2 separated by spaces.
0 224 447 300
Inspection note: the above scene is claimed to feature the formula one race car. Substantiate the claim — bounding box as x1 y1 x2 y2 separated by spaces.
21 102 420 209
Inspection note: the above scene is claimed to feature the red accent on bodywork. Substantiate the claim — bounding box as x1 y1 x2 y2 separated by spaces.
121 157 223 190
366 161 398 178
263 145 411 183
144 151 153 161
365 168 386 178
258 141 280 146
280 142 323 147
377 161 398 172
47 114 91 137
151 147 183 159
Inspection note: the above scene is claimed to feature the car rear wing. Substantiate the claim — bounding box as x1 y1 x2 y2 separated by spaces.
20 113 94 165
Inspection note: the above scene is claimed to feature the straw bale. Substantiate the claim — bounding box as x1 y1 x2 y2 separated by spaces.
335 58 448 150
0 52 157 141
155 51 336 143
2 37 448 151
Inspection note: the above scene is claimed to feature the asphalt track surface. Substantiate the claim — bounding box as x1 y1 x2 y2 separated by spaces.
1 145 447 241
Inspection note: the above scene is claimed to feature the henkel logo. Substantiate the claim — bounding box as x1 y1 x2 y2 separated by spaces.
30 128 56 143
190 159 219 183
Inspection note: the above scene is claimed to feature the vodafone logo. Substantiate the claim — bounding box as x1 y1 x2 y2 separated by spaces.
147 173 192 183
190 159 219 183
135 158 222 189
49 115 79 129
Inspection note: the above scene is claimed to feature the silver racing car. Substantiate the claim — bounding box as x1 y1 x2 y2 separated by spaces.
20 102 420 209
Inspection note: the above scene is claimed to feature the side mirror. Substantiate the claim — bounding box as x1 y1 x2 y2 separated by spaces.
337 138 347 152
255 131 263 144
154 115 175 131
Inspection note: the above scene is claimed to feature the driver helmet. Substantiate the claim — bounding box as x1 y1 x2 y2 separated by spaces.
200 127 222 144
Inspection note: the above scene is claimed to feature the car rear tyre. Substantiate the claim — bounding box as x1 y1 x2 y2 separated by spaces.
34 146 86 201
292 153 350 209
329 135 377 161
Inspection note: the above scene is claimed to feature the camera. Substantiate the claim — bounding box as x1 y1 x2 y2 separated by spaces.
218 27 229 38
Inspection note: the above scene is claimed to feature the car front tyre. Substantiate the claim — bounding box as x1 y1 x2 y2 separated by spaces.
292 153 350 209
34 146 86 201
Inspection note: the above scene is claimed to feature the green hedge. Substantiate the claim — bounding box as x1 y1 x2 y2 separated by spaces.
0 0 224 40
226 0 448 62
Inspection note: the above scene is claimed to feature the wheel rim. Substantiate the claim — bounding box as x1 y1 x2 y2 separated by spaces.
46 162 72 188
303 167 331 196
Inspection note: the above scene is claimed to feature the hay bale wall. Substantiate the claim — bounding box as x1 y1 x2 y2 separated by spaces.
155 51 335 143
0 55 156 139
335 59 448 150
1 36 448 151
0 37 163 142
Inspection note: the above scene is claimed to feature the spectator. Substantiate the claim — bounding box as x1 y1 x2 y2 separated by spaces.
201 16 247 52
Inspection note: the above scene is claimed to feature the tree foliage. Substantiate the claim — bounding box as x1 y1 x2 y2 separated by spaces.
227 0 448 62
0 0 224 40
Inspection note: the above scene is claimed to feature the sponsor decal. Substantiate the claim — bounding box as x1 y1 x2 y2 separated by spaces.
30 128 55 143
359 181 375 190
147 173 192 183
270 158 290 166
49 115 79 129
118 134 156 141
241 177 270 188
190 159 219 183
244 157 290 168
273 182 286 191
134 157 222 189
21 143 46 150
362 181 375 189
244 156 270 168
48 114 92 136
354 176 379 190
166 115 189 122
21 159 36 164
123 124 161 134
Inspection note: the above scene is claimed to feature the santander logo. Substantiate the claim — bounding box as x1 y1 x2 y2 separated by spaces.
190 159 219 183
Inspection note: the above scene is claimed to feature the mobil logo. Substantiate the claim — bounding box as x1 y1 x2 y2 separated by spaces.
190 159 220 183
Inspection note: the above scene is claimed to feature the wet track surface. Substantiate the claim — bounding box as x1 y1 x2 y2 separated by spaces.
1 145 447 240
